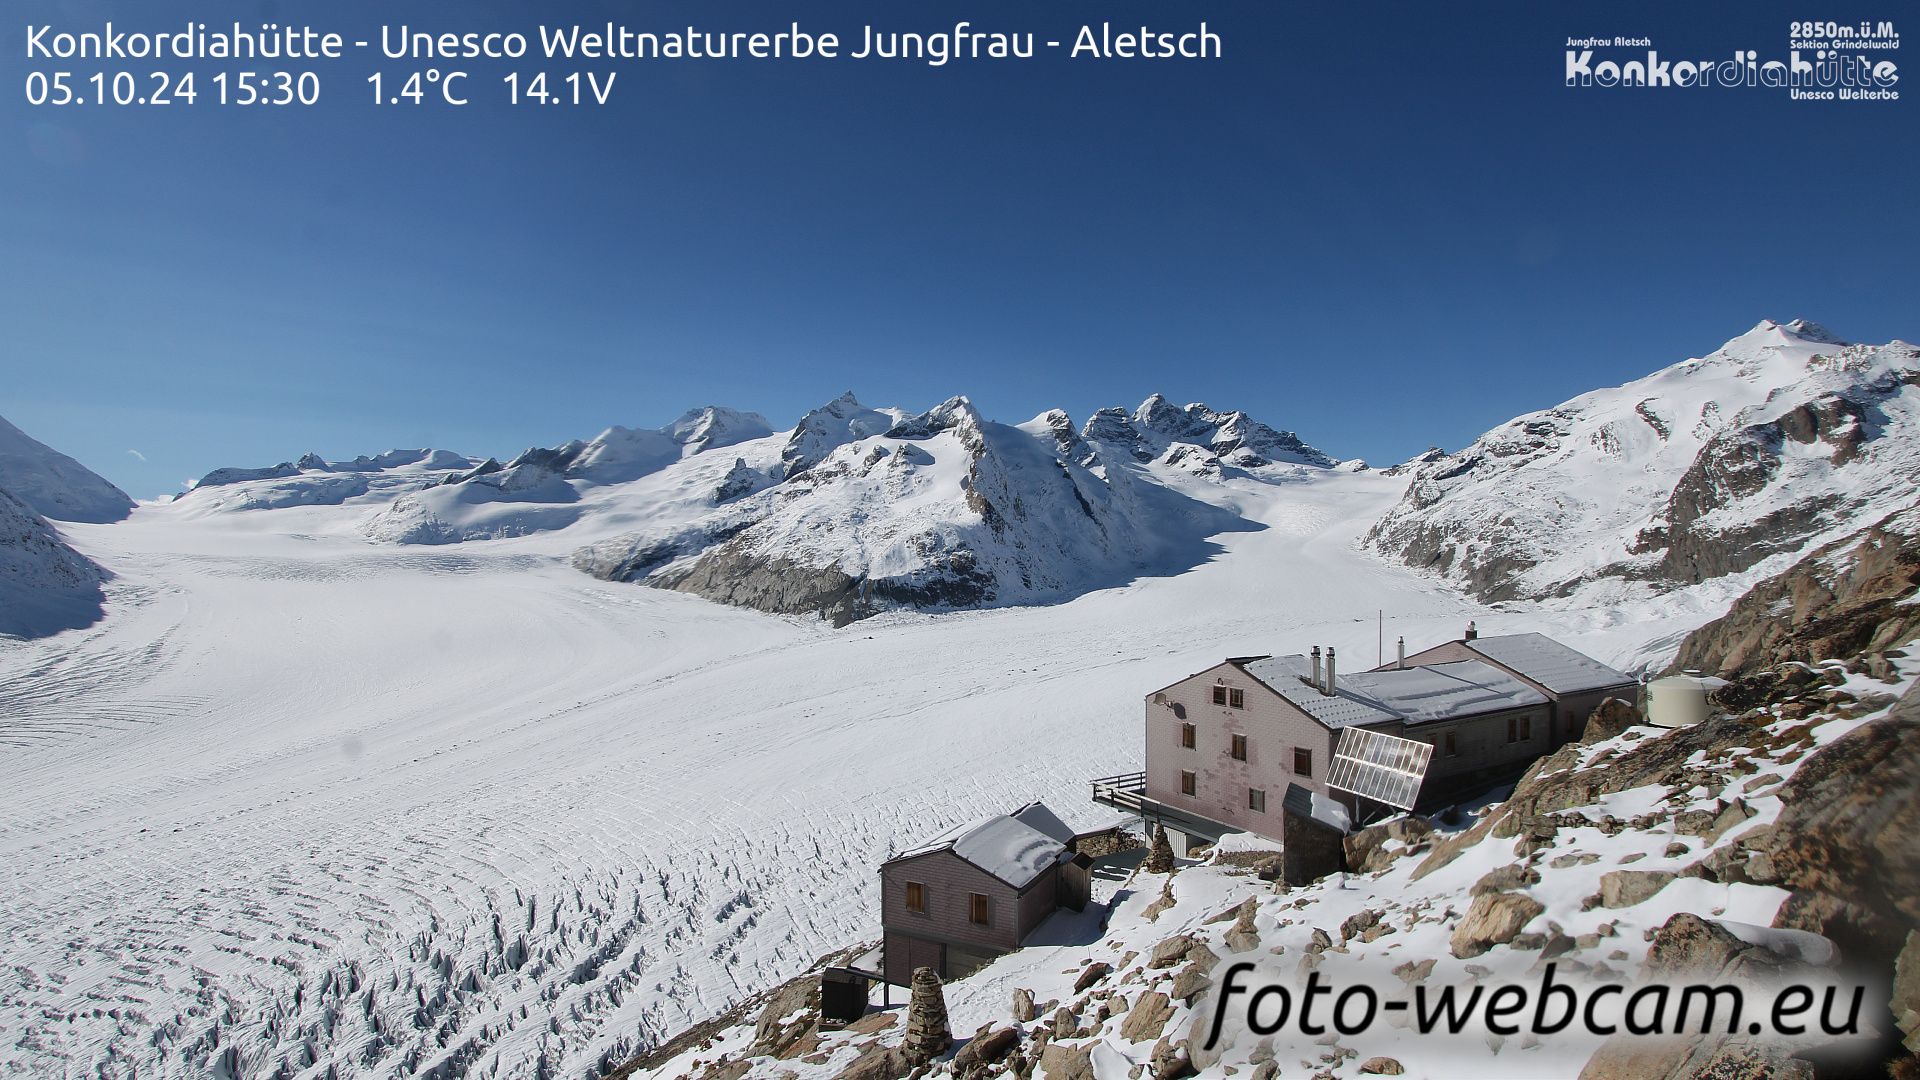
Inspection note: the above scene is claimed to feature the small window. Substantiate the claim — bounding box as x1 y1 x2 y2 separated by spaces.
969 893 991 925
1520 715 1533 741
1293 748 1312 777
1180 770 1197 797
1507 716 1519 743
1211 685 1228 706
1444 732 1457 757
1228 688 1245 709
1231 733 1248 761
1180 722 1197 749
904 882 927 913
1248 788 1266 813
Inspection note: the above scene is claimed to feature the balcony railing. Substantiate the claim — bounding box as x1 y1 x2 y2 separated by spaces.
1089 771 1146 812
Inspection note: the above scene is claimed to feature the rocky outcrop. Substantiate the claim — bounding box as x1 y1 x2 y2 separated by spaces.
1674 507 1920 677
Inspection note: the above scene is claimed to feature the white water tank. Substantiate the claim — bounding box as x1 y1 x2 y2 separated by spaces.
1647 673 1726 728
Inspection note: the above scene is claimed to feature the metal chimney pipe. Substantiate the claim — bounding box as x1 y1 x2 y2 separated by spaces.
1465 620 1478 641
1310 646 1322 689
1325 647 1337 696
1397 636 1406 669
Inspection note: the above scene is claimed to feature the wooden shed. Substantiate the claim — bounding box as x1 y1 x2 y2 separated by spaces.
878 801 1078 984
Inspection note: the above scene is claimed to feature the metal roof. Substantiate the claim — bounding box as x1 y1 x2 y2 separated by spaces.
1463 633 1635 695
1242 655 1546 729
890 803 1071 890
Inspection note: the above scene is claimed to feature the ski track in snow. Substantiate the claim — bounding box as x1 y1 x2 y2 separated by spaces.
0 473 1702 1078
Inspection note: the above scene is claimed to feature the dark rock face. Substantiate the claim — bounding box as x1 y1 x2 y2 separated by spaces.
1674 509 1920 677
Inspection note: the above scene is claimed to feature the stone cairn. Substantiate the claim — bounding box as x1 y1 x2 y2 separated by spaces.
904 965 952 1063
1144 823 1176 874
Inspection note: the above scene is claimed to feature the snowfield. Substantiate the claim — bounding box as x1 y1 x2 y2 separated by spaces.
0 456 1738 1079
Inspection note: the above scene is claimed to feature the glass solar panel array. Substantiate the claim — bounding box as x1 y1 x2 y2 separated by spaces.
1326 726 1433 810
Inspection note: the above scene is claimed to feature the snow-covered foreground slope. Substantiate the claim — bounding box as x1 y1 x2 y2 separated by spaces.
0 487 108 639
1369 320 1920 606
1 464 1720 1079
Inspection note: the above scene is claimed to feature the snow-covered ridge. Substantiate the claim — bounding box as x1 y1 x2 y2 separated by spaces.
1368 319 1920 606
0 414 134 524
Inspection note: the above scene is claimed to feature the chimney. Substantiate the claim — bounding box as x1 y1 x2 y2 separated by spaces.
1309 646 1322 689
1396 636 1406 669
1325 647 1337 696
1465 620 1478 641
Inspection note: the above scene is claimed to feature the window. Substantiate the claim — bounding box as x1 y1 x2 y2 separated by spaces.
1180 770 1197 797
1211 685 1246 709
1510 715 1534 743
1521 715 1533 741
1231 733 1248 761
1293 748 1312 777
1180 722 1196 749
1248 788 1266 813
1211 685 1227 706
904 882 927 914
1444 732 1457 757
969 893 991 925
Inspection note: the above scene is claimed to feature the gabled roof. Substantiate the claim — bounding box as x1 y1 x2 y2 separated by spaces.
1241 655 1547 729
1461 633 1636 695
889 802 1072 889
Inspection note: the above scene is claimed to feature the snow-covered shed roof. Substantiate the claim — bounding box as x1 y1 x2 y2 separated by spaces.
1281 783 1352 832
1242 655 1547 729
889 802 1072 890
1011 801 1077 846
1463 633 1635 695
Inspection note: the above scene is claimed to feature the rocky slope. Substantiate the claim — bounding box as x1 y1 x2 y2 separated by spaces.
1368 320 1920 604
0 485 108 637
1675 504 1920 682
625 614 1920 1079
0 413 134 524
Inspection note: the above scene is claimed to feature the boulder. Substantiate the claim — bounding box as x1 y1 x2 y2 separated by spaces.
1011 987 1036 1023
1582 697 1641 744
1072 963 1111 993
1119 990 1176 1043
1471 864 1541 896
1598 869 1676 909
1149 935 1198 969
1169 963 1212 1003
1037 1042 1094 1080
953 1026 1020 1075
833 1043 912 1080
1360 1057 1406 1075
1450 892 1544 958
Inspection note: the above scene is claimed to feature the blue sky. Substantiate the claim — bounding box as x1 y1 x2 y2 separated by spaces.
4 0 1915 498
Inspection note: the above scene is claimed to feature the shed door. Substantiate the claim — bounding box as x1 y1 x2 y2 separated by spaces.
903 934 945 979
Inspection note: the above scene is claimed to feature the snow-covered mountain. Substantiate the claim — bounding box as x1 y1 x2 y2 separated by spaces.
1083 394 1339 469
0 414 134 523
1368 320 1920 604
0 485 107 637
579 397 1254 625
